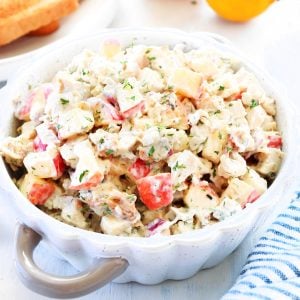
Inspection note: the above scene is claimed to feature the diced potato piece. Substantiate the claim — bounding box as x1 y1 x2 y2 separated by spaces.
202 129 227 164
184 182 220 210
169 67 202 99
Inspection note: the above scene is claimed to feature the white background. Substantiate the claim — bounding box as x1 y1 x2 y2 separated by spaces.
1 0 300 299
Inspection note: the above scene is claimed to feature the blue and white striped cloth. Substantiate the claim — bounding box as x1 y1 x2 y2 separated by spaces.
222 192 300 300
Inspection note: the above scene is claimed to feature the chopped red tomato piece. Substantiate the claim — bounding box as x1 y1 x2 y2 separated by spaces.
137 173 173 210
33 136 48 152
129 159 151 180
267 136 282 149
53 153 65 177
70 173 103 190
122 101 144 118
28 182 55 205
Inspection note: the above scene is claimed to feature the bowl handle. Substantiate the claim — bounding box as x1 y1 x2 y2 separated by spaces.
14 224 129 298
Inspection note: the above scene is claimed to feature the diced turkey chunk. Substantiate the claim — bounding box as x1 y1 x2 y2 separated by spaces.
168 150 212 189
48 196 87 229
0 135 33 168
14 84 53 121
116 77 143 113
254 148 283 176
184 181 220 210
24 145 64 179
57 108 94 139
169 67 202 99
139 67 164 92
212 197 242 221
241 168 267 195
69 140 110 190
217 152 247 178
246 105 268 130
222 178 259 207
101 215 132 236
59 136 86 168
35 123 59 148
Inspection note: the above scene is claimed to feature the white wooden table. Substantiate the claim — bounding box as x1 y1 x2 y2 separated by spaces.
1 1 300 299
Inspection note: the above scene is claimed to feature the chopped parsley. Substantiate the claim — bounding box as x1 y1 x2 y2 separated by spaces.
148 145 155 157
147 56 156 61
173 161 186 171
227 146 233 153
214 151 219 155
82 69 89 76
212 168 217 177
84 116 93 122
214 109 221 115
106 149 114 155
126 194 136 202
160 94 169 105
250 99 259 109
123 80 134 90
99 138 105 144
60 98 69 105
145 49 151 54
130 95 136 101
218 85 225 91
218 132 222 140
102 203 112 215
79 170 89 182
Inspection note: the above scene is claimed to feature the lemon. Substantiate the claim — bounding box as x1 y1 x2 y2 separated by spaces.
206 0 275 22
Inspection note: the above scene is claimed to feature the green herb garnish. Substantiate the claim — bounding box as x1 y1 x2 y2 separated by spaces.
106 149 114 155
84 116 93 122
123 79 134 90
173 161 186 171
102 203 112 215
60 98 69 105
218 85 225 91
250 99 259 109
148 145 155 157
79 170 89 182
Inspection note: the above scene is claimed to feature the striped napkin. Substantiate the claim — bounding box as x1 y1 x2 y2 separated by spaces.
222 192 300 300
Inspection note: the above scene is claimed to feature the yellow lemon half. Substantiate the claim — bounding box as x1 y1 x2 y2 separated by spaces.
207 0 275 22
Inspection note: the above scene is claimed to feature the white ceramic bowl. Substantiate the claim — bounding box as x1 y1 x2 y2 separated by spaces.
0 29 296 298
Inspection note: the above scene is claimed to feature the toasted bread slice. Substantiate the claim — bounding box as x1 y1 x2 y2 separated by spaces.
0 0 78 46
29 20 60 36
